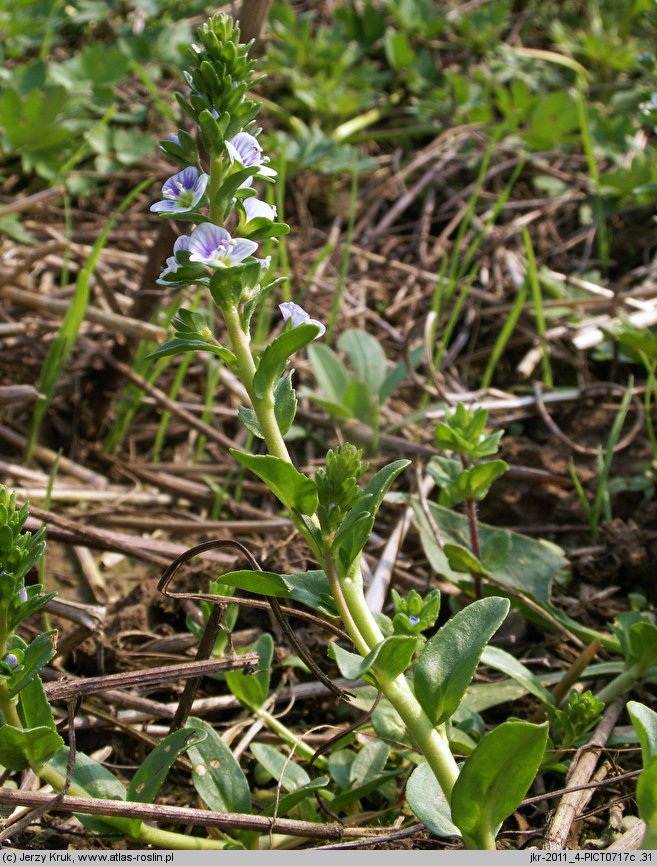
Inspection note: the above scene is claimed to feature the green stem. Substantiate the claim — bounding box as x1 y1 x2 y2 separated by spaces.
595 662 643 705
222 303 290 464
326 558 460 802
256 707 328 769
36 762 225 849
0 677 224 849
0 680 20 728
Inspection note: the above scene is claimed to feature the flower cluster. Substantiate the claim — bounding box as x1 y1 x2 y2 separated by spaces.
149 19 323 334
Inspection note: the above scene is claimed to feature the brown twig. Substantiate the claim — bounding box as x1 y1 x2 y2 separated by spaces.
44 656 258 702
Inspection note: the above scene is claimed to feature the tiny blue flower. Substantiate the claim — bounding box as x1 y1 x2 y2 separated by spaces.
161 235 192 276
3 653 18 669
150 167 209 214
18 586 27 604
279 302 325 338
188 223 258 269
226 133 277 184
243 198 277 222
408 616 420 627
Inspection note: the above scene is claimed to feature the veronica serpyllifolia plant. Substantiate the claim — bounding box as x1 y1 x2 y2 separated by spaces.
147 14 549 849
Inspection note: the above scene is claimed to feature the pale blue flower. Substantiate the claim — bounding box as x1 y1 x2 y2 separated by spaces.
279 302 325 338
226 133 277 183
18 587 27 604
150 167 209 214
188 223 258 269
4 653 17 669
409 616 420 627
243 198 277 222
162 235 192 276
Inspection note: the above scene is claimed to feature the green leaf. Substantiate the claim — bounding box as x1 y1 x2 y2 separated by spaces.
231 451 318 516
186 717 251 814
636 757 657 849
147 338 236 364
332 459 410 573
49 746 128 836
337 329 388 393
407 762 461 838
628 701 657 767
629 622 657 671
251 741 311 792
254 324 320 399
349 739 390 787
126 726 206 836
328 635 417 682
480 646 555 708
451 720 548 848
211 568 289 597
307 343 352 408
261 775 330 817
412 499 565 604
225 633 273 711
414 597 510 725
481 530 512 571
343 380 376 425
17 673 57 732
280 570 339 617
383 27 416 70
330 769 400 812
273 372 297 436
0 724 64 771
443 544 491 577
238 406 263 438
7 631 57 698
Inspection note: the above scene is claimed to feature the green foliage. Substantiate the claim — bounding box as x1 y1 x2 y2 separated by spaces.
147 308 237 366
434 404 503 459
330 459 410 576
225 633 273 712
451 720 548 848
391 588 440 636
230 451 318 516
315 443 368 536
306 330 417 450
186 717 252 814
126 726 207 837
551 689 605 750
328 635 419 683
413 497 567 604
414 597 510 726
406 762 460 838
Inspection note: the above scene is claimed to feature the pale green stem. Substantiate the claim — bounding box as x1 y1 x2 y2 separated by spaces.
36 757 225 849
595 662 643 705
222 303 290 464
256 706 328 769
0 680 224 849
325 558 460 802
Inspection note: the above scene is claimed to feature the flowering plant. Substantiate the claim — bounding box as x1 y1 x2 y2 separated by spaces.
145 15 551 850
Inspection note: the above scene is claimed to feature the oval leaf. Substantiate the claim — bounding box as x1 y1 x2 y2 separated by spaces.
407 762 461 838
628 701 657 767
414 597 510 725
451 720 548 848
253 324 320 399
186 717 251 814
231 451 318 516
